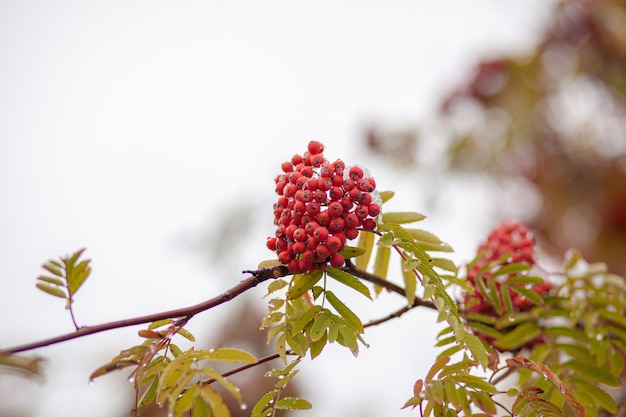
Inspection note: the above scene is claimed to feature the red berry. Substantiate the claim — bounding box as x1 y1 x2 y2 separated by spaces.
278 250 293 264
288 259 300 273
328 217 345 233
293 228 307 242
311 154 325 167
331 159 345 172
349 188 362 202
292 241 306 254
299 259 314 272
361 193 373 205
329 253 345 268
345 227 359 240
305 236 317 250
313 226 329 242
349 166 364 180
317 212 331 226
320 164 333 178
285 224 298 240
344 213 360 229
292 154 304 165
357 178 372 192
355 205 369 219
306 202 321 215
307 178 320 191
314 244 331 261
362 218 377 231
329 187 343 201
293 200 306 216
302 250 315 264
332 174 344 187
308 140 324 155
281 162 294 172
313 190 327 203
266 237 277 251
284 183 298 197
339 198 353 211
326 236 342 253
305 221 320 234
327 201 344 217
367 203 381 217
300 166 313 178
319 178 333 191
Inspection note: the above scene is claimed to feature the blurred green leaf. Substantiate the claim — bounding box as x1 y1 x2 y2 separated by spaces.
494 322 541 351
286 271 323 299
325 290 363 332
274 397 312 410
326 267 371 299
382 211 426 224
355 230 375 270
35 282 66 298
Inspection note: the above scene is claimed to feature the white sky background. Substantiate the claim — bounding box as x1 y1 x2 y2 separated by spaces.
0 1 556 416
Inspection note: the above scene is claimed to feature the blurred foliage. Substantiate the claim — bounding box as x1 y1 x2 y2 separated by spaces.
363 0 626 277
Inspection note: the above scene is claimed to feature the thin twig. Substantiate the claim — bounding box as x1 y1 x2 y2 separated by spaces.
1 266 289 354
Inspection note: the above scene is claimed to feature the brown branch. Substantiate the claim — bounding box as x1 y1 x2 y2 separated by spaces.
1 266 289 355
340 261 436 310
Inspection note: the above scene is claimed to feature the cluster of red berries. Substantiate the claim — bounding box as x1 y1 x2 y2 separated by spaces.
266 141 381 273
462 221 551 348
464 221 551 314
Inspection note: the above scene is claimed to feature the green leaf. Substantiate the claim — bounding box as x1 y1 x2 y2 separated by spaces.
252 390 278 417
265 279 288 296
42 262 64 277
563 360 621 387
340 245 366 259
491 262 531 277
402 261 417 305
572 378 618 414
67 259 91 295
326 267 371 299
138 376 159 407
35 282 67 298
309 310 331 342
274 397 312 410
431 258 458 273
200 367 244 405
198 385 229 417
373 245 391 281
493 322 541 351
192 397 212 417
354 230 375 270
200 348 258 364
468 390 497 414
310 330 327 359
291 305 323 336
378 190 394 203
286 271 323 299
177 328 196 342
36 276 64 286
509 286 544 305
325 290 363 332
148 319 174 330
382 211 426 224
172 383 199 417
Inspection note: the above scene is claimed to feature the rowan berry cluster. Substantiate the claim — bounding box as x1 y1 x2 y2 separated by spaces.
464 221 551 313
462 221 551 348
266 141 380 273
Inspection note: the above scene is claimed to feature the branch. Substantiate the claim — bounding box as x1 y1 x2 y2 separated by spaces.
340 261 436 310
1 266 289 355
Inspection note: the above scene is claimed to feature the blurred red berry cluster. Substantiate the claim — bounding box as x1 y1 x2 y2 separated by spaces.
267 141 380 273
462 221 552 347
